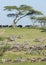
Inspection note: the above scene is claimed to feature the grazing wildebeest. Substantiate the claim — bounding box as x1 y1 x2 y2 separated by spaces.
25 25 31 27
9 25 12 27
2 25 8 27
17 25 23 28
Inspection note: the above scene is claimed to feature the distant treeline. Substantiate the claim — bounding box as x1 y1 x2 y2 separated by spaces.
0 25 41 28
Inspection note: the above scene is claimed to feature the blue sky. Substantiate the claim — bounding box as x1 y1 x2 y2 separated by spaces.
0 0 46 26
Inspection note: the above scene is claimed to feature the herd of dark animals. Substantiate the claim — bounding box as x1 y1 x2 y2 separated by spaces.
0 25 42 28
1 24 42 28
0 25 46 32
0 25 45 28
0 25 33 28
0 25 23 27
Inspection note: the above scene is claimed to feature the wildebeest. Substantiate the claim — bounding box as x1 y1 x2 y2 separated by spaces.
17 25 23 28
2 25 8 27
9 25 12 27
25 25 32 27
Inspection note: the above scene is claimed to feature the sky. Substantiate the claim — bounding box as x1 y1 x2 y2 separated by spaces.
0 0 46 26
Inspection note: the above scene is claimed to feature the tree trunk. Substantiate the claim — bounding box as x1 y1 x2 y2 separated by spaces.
12 14 27 28
41 22 42 28
12 19 16 28
43 22 45 28
12 12 33 28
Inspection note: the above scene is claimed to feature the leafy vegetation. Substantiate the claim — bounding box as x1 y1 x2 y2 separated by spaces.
4 5 43 28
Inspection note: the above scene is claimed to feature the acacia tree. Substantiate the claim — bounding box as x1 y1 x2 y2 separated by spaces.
4 5 43 28
31 16 46 28
36 17 46 28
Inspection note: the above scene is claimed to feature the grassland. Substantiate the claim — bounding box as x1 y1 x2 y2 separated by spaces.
0 27 46 44
0 27 46 65
0 62 46 65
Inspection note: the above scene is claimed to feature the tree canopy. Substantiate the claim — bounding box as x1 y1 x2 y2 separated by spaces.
4 4 43 28
30 16 46 28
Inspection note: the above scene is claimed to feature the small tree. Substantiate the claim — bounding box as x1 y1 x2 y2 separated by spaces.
31 16 46 28
4 4 43 28
37 16 46 28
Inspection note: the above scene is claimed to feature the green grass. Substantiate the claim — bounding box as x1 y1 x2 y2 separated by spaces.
0 27 46 45
0 27 46 65
0 62 46 65
2 51 46 60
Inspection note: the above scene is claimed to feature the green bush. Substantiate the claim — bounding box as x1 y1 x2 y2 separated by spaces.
0 37 6 41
